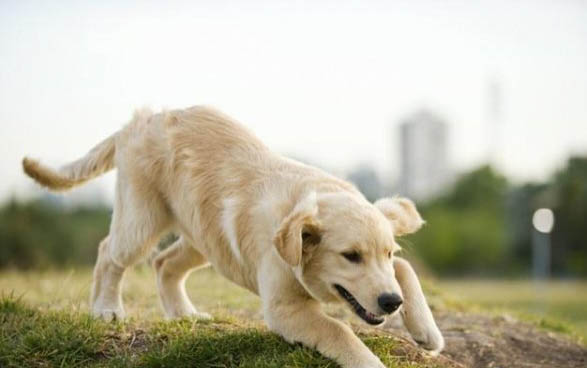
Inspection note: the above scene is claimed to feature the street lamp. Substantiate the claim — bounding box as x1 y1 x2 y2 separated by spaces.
532 208 554 280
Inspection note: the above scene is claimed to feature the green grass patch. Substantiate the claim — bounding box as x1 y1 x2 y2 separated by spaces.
0 295 440 368
3 268 584 366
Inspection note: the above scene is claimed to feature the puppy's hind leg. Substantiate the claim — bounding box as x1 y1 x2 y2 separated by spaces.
91 236 126 321
91 176 171 321
153 236 211 319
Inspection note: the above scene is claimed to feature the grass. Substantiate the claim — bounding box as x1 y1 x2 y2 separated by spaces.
0 295 446 368
1 267 585 367
438 279 587 341
0 295 320 367
0 267 447 368
0 266 261 320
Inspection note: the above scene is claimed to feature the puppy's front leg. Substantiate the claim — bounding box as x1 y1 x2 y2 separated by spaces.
264 298 385 368
394 257 444 354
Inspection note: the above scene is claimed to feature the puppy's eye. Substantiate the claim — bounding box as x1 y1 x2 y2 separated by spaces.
342 251 362 263
388 251 392 259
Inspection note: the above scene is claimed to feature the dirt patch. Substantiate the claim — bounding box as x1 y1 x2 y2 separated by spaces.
232 303 587 367
382 310 587 368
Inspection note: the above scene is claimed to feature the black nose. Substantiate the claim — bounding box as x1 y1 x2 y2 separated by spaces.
378 292 403 314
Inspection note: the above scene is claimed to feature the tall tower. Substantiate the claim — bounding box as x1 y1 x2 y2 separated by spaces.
486 77 502 165
399 110 451 202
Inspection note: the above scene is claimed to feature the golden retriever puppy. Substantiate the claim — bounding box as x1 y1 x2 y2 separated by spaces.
23 106 444 368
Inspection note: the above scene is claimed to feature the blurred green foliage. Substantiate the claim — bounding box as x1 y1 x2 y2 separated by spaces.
0 157 585 277
0 200 110 269
409 166 510 275
409 157 587 277
550 157 587 276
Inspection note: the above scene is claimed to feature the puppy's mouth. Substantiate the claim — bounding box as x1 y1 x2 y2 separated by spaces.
334 284 384 325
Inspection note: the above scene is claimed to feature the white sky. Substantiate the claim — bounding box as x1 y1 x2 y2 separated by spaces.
1 0 586 203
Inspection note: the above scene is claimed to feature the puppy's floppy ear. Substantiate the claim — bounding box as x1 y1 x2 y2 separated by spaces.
374 197 424 236
273 192 322 267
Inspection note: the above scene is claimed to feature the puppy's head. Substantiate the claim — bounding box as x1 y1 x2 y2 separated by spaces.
273 192 424 325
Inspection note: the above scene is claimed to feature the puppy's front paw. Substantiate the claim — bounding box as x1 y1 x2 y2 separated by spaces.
413 328 445 355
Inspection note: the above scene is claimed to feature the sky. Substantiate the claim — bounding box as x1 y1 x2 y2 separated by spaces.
1 0 586 203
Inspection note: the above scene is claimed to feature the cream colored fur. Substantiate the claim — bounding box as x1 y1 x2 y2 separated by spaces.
23 106 444 368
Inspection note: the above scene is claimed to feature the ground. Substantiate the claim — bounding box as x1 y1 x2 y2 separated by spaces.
434 311 587 368
0 267 585 367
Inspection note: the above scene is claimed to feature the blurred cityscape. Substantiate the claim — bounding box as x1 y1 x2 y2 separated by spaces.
348 106 586 279
0 0 585 280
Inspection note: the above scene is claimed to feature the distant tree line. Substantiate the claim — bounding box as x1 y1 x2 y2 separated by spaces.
0 156 585 277
407 157 587 277
0 201 111 269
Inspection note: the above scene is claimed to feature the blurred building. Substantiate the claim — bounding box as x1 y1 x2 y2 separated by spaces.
399 110 452 201
347 164 383 202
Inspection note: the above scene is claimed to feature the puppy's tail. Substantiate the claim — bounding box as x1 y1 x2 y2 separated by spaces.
23 133 117 192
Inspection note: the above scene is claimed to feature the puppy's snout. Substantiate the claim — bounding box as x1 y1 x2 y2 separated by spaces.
378 292 403 314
